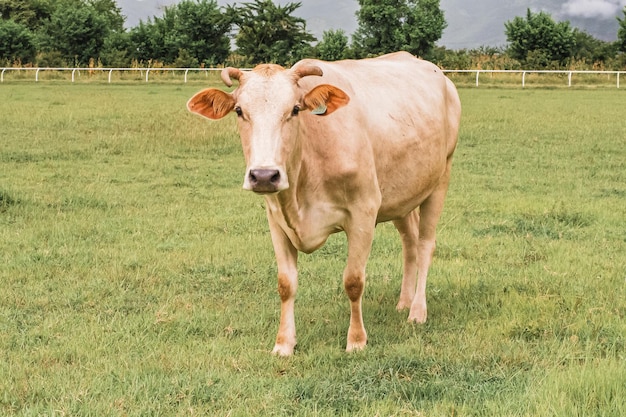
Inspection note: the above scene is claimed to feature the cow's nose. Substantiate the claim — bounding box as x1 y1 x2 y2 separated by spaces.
248 169 281 193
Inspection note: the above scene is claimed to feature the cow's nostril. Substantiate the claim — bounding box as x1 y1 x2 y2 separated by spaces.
249 169 281 193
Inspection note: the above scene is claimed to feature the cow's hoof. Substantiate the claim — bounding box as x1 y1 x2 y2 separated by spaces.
346 334 367 353
272 343 295 357
346 341 366 353
407 309 427 324
396 300 412 311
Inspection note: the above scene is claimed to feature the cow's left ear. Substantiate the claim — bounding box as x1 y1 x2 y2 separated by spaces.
187 88 235 120
302 84 349 116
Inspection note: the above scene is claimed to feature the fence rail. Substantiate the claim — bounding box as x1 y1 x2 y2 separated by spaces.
1 67 625 88
441 69 624 88
0 67 223 83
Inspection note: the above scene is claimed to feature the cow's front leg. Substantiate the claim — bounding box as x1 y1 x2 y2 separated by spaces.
274 269 297 356
344 222 376 352
267 217 298 356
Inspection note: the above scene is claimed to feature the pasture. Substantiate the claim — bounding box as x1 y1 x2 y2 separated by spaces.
1 81 625 416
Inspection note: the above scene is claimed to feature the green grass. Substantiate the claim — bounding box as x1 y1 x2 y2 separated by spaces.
1 82 625 416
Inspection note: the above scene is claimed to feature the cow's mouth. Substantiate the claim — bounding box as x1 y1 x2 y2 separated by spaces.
252 189 279 195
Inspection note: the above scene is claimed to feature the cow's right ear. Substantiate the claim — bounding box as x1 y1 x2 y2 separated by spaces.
187 89 235 120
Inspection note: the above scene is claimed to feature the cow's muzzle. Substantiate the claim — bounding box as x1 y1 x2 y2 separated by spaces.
247 169 282 194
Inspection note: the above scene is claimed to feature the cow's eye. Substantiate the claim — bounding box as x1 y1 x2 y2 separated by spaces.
235 106 243 117
291 105 300 117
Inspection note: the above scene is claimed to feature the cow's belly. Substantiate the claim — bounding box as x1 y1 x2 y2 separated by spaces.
375 158 446 223
376 187 434 223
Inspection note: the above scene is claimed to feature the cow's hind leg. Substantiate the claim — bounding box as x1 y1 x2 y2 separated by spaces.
393 210 420 312
396 168 452 324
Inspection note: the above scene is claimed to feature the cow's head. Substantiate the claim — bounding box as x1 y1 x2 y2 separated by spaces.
187 64 349 194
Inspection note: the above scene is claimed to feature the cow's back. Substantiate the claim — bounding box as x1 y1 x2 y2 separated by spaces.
295 52 461 222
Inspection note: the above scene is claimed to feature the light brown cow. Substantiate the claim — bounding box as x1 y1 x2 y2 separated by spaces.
187 51 461 356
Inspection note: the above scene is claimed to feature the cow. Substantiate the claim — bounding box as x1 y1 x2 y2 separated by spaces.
187 51 461 356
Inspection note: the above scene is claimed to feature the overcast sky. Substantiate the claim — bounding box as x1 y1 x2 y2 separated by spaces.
561 0 626 18
117 0 626 49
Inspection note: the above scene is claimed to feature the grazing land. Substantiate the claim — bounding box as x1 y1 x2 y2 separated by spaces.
1 82 625 416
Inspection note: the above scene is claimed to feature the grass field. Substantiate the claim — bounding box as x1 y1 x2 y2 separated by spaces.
1 81 625 416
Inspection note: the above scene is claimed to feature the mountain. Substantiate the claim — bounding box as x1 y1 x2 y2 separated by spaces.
117 0 626 49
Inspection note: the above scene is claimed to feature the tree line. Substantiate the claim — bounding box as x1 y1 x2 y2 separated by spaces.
1 0 626 69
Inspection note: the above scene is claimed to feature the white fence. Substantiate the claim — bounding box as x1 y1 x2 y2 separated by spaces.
0 67 222 83
442 69 624 88
1 67 625 88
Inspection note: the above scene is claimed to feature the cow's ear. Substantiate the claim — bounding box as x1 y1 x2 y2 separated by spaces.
302 84 349 116
187 89 235 120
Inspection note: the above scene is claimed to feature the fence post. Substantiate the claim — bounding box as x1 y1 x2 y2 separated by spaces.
145 69 150 82
184 69 189 83
1 68 6 83
568 71 572 87
522 71 526 88
475 70 479 87
618 72 621 89
36 68 41 82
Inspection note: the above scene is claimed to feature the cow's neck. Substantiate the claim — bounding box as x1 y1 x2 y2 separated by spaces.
262 124 341 253
265 129 306 231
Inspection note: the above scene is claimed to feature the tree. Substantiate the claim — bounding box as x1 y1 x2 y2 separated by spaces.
353 0 446 58
88 0 128 65
129 0 230 66
618 7 626 53
316 29 349 61
100 30 132 66
402 0 446 57
0 0 54 30
353 0 405 56
0 0 126 66
172 0 231 66
87 0 125 33
128 18 168 64
0 19 36 63
572 30 617 65
38 0 109 65
228 0 316 66
505 9 576 68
